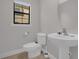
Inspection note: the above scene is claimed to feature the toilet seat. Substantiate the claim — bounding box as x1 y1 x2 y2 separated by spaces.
23 42 40 48
23 42 41 51
23 42 42 58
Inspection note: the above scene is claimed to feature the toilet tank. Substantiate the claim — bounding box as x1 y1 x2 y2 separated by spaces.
37 33 46 45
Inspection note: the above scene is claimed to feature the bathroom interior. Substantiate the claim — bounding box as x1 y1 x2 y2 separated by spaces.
0 0 78 59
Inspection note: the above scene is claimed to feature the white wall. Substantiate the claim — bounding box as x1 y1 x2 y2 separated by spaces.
59 0 78 34
40 0 62 33
0 0 40 55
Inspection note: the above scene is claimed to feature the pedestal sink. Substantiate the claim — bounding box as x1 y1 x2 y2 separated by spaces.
48 33 78 59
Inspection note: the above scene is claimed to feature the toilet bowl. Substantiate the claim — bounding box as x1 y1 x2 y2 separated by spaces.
23 33 46 59
23 42 41 58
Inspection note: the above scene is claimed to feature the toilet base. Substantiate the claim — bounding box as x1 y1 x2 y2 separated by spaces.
28 51 41 59
23 42 42 59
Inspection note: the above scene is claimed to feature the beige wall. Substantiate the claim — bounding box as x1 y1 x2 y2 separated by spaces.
0 0 40 55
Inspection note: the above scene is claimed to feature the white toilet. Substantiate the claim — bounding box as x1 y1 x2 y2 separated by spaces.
23 33 46 59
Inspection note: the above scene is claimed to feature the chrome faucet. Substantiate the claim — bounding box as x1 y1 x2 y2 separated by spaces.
62 28 68 36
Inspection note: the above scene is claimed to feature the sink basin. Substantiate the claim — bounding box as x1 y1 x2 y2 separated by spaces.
48 33 78 47
48 33 78 59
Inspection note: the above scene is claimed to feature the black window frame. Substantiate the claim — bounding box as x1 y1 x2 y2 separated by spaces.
13 3 30 24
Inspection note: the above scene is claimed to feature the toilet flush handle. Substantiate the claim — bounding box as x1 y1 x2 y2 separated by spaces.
25 32 29 36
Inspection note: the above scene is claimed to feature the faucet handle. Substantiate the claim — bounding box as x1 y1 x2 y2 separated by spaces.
57 32 62 35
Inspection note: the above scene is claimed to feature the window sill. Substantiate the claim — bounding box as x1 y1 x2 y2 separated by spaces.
11 23 32 27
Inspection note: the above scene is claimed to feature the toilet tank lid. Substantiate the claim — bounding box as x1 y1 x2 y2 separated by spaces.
23 42 40 48
37 33 46 36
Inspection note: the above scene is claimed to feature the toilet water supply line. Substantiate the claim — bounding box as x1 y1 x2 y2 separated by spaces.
44 33 49 55
42 33 50 59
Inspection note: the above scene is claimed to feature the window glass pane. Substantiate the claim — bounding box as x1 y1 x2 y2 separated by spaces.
23 19 29 23
15 18 22 23
15 3 22 12
23 9 29 13
22 15 29 19
14 2 30 24
23 6 29 13
15 13 22 18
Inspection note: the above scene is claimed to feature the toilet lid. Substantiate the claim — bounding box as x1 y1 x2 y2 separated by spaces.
23 42 40 48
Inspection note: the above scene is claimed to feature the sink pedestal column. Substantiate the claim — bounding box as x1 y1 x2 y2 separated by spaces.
59 47 70 59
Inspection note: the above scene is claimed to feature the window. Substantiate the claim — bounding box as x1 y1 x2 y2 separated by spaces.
14 2 30 24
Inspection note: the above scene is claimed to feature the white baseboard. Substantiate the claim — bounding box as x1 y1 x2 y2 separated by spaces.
0 48 25 59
